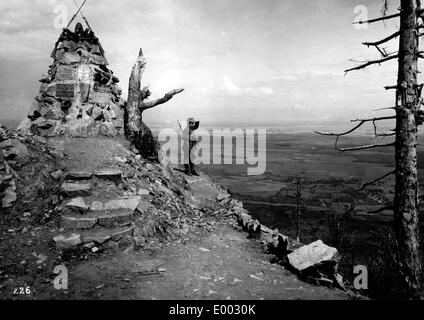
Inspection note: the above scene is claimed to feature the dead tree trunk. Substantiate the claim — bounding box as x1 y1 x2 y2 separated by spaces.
125 49 184 160
125 49 146 154
294 176 302 242
315 0 423 297
394 0 422 297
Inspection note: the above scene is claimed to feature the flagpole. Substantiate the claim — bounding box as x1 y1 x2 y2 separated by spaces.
66 0 88 29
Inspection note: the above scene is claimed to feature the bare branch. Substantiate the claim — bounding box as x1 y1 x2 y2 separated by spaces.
377 132 396 137
353 12 400 25
372 120 377 137
345 55 398 74
376 46 389 57
140 88 185 112
315 116 394 136
358 170 395 191
351 116 396 123
315 116 395 149
384 85 398 90
373 106 396 112
315 121 367 150
368 204 394 214
363 31 400 47
339 142 395 152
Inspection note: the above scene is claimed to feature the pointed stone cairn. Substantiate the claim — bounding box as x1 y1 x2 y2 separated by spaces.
18 23 125 138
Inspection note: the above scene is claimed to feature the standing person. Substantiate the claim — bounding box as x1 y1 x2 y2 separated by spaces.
182 118 200 176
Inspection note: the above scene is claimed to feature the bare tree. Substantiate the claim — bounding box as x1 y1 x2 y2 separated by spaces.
292 175 304 242
125 49 184 159
316 0 423 297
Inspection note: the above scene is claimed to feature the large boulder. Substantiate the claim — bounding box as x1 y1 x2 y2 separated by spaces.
287 240 339 275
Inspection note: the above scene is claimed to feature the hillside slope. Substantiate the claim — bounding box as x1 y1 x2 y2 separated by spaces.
0 128 349 300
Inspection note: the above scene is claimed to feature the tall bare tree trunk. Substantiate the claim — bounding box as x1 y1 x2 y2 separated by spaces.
316 0 423 298
294 177 302 242
125 49 146 154
394 0 422 297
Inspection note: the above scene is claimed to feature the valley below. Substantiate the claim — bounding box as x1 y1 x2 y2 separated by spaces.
199 130 424 299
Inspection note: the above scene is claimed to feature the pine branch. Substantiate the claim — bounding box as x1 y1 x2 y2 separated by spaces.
375 45 389 57
384 85 398 90
339 142 395 152
358 170 395 191
363 31 400 47
315 121 367 150
377 132 396 137
353 12 400 25
345 55 398 74
368 203 394 214
351 116 396 123
315 116 395 149
373 106 396 111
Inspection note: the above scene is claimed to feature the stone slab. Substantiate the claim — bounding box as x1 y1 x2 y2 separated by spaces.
61 182 92 197
89 196 141 212
66 171 93 180
97 210 134 228
93 169 122 179
61 215 98 229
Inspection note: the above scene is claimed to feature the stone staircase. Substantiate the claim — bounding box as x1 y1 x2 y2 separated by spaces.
53 168 142 251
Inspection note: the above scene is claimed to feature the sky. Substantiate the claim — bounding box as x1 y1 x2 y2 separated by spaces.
0 0 409 128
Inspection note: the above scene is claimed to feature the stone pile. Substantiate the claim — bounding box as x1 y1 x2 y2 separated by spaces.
18 23 125 138
52 149 195 252
0 125 63 210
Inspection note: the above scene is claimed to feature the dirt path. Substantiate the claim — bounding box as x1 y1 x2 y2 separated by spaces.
62 222 347 300
44 175 347 300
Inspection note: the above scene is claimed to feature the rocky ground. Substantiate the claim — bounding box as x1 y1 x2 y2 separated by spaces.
0 131 351 300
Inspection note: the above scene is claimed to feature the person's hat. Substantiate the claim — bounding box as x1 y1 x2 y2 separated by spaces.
187 118 200 130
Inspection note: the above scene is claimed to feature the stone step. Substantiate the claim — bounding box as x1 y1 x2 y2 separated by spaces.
61 182 92 197
61 214 98 229
62 197 90 214
65 169 122 182
89 196 141 212
93 169 122 180
81 225 135 245
61 209 135 230
97 209 135 228
61 196 141 215
54 225 135 248
66 171 93 180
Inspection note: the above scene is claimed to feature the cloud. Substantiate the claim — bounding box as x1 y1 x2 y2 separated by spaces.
0 0 61 34
221 76 243 95
220 77 274 97
0 0 406 125
259 87 274 95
